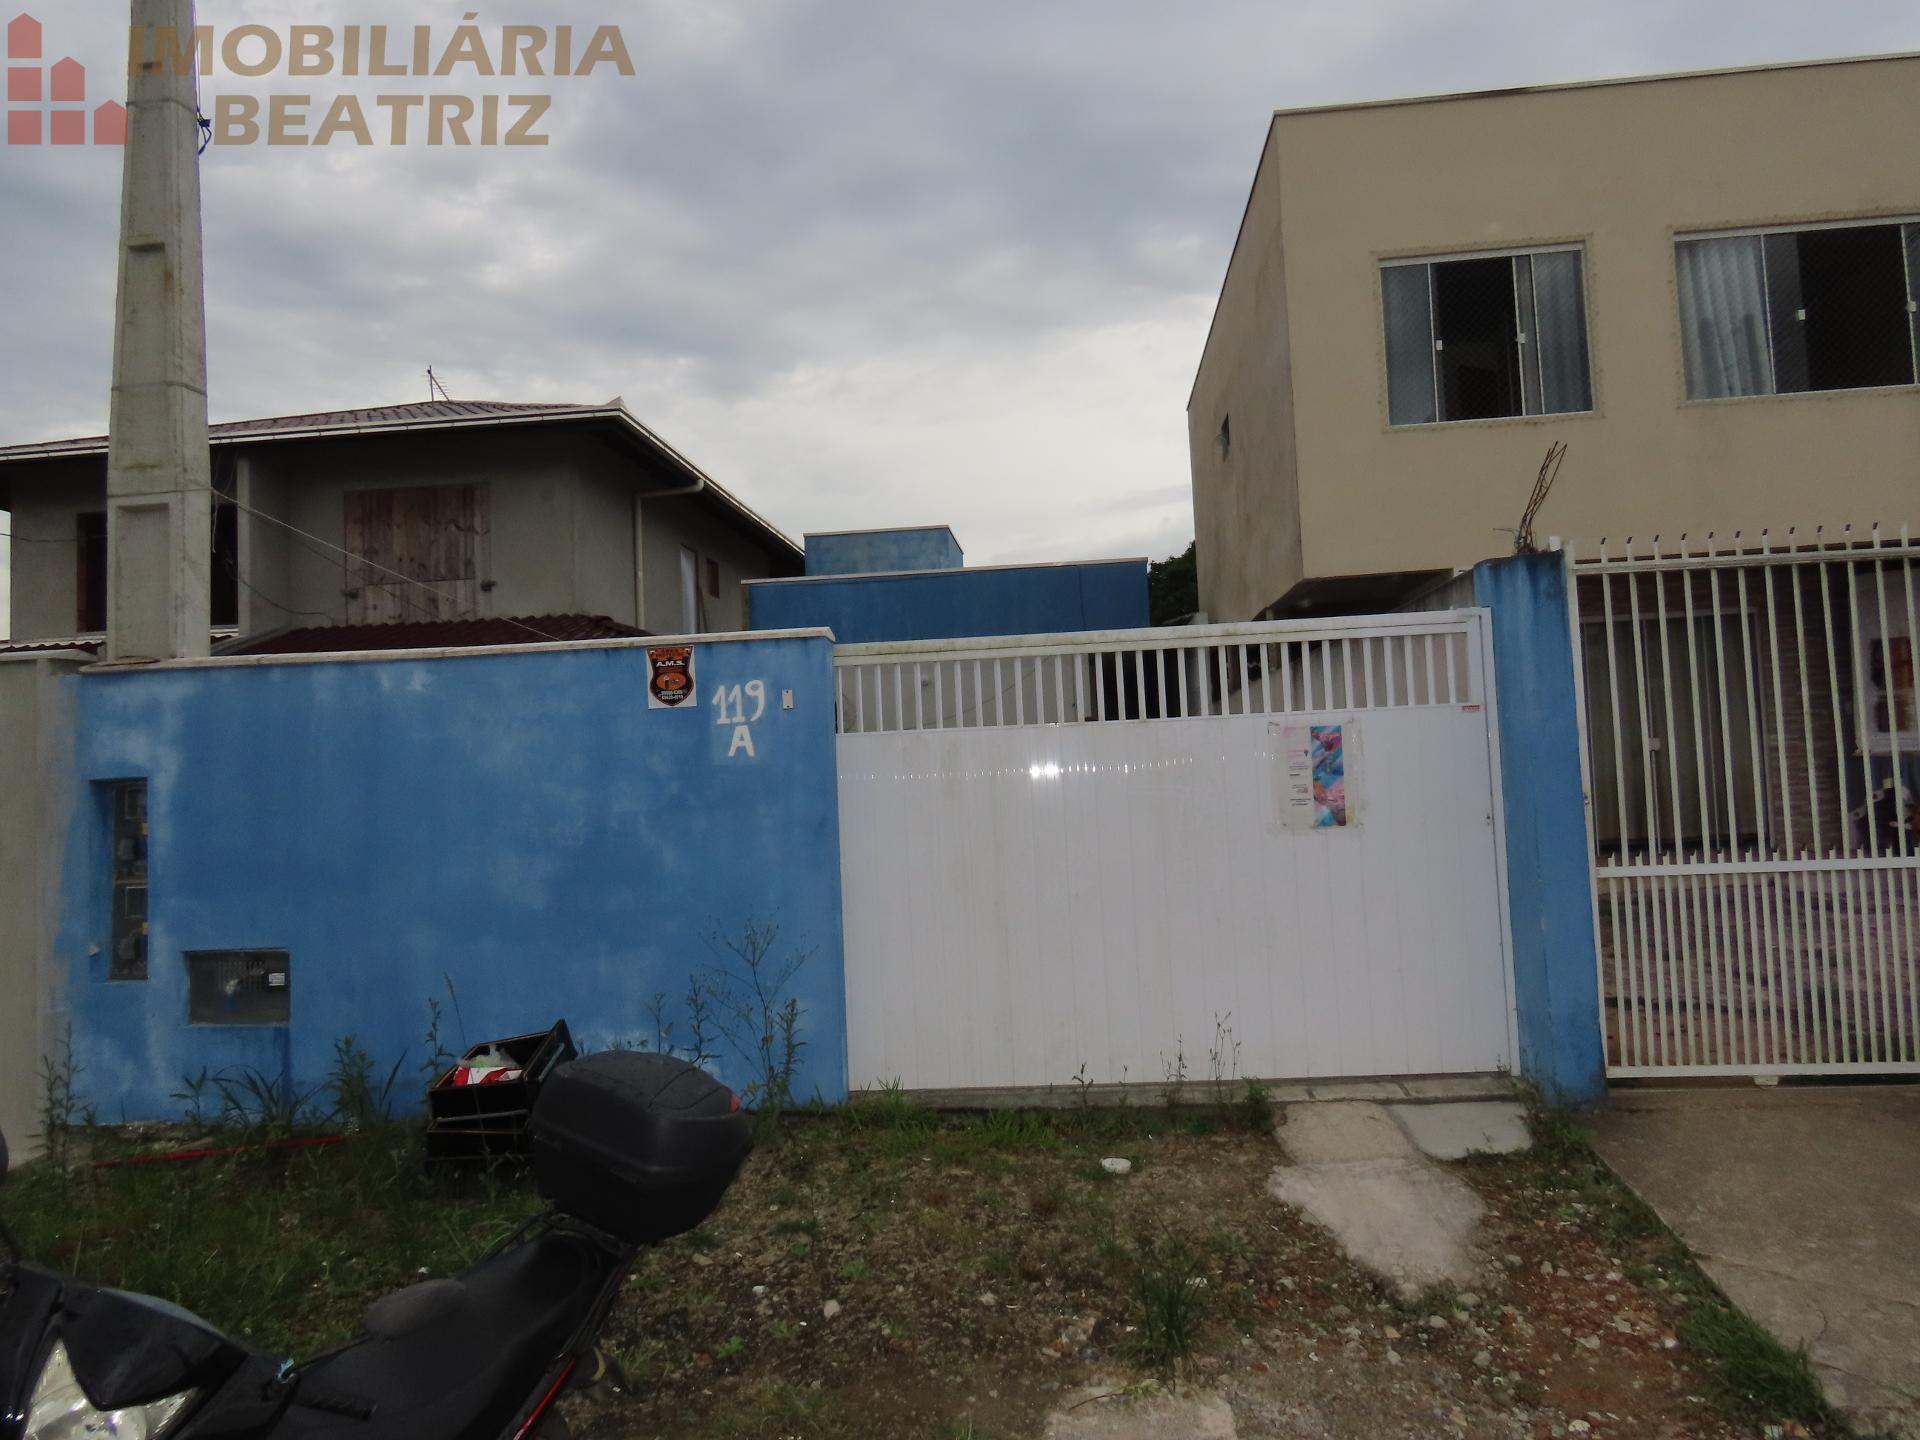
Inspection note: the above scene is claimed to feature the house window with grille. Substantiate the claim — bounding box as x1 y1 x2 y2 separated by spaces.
108 781 148 980
1676 218 1920 400
1382 245 1593 426
186 950 291 1025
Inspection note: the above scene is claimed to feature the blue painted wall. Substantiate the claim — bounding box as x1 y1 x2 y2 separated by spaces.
747 559 1150 645
56 636 849 1120
1474 553 1606 1105
804 528 963 577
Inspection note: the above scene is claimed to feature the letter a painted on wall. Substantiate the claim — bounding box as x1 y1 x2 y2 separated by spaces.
646 645 696 708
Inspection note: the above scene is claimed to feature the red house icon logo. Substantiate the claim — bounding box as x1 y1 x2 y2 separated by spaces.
5 12 125 146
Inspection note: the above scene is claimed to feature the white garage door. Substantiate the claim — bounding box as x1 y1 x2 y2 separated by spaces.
834 614 1515 1093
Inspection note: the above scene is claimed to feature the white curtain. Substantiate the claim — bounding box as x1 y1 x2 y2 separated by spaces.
1532 250 1592 415
1676 236 1773 399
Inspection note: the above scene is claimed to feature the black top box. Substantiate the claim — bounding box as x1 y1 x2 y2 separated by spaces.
529 1052 753 1246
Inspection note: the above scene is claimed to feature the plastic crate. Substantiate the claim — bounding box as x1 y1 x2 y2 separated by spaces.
425 1020 575 1162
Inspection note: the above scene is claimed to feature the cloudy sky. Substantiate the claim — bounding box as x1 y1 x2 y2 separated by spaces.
3 1 1917 633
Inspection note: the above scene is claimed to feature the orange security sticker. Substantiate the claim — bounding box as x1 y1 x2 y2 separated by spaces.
647 645 696 708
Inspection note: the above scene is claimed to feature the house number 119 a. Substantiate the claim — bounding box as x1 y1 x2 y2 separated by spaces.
713 680 767 758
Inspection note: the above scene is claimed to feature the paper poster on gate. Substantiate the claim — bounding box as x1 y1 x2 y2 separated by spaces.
646 645 697 709
1276 720 1357 830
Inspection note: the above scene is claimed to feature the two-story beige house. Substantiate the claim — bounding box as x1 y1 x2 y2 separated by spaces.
0 399 802 652
1188 52 1920 622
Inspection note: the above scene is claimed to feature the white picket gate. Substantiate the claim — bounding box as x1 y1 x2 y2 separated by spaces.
833 614 1516 1093
1570 527 1920 1077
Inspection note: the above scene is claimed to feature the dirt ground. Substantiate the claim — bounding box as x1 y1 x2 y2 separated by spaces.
561 1099 1801 1440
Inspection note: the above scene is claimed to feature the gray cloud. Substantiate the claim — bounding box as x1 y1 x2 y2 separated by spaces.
4 0 1918 639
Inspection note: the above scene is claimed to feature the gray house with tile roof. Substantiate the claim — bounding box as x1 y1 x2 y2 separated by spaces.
0 399 803 650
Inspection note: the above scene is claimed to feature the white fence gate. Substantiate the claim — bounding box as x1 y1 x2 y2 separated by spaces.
1571 528 1920 1077
833 614 1516 1093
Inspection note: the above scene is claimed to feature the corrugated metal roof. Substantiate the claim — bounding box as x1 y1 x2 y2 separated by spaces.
0 637 101 656
0 401 588 460
230 613 648 656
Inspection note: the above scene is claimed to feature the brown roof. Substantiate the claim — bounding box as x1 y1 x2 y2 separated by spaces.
0 399 803 565
230 614 649 656
0 400 595 461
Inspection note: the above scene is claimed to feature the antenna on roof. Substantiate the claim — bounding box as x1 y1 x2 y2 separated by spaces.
427 367 452 402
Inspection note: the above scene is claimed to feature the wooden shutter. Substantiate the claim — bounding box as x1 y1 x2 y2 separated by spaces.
343 485 492 623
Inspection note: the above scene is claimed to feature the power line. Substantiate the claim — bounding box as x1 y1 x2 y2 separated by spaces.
216 489 564 645
8 494 566 646
217 547 335 626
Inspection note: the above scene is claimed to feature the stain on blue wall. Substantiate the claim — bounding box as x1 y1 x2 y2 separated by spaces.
747 560 1150 645
804 528 964 577
1474 553 1606 1105
57 636 849 1120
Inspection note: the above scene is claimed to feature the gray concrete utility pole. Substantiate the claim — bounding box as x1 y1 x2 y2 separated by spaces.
104 0 212 662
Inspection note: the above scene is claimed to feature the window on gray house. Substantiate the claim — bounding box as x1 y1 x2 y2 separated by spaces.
78 504 241 633
1677 220 1920 400
679 545 701 633
342 485 492 623
1382 246 1593 425
77 512 107 633
108 781 148 980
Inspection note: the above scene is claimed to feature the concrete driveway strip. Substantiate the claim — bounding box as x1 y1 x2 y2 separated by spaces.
1265 1101 1521 1295
1589 1086 1920 1439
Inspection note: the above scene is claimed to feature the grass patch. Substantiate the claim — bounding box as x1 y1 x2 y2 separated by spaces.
2 1125 539 1357
1683 1301 1833 1427
1133 1238 1207 1372
1502 1085 1848 1434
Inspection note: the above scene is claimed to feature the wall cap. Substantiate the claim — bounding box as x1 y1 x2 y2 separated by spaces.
79 628 836 675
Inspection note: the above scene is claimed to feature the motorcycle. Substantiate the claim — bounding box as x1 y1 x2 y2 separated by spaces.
0 1050 752 1440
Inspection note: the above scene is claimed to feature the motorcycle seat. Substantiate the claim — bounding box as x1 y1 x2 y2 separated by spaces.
361 1279 470 1341
278 1228 613 1437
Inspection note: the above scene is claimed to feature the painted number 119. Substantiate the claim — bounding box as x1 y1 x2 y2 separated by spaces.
711 680 767 725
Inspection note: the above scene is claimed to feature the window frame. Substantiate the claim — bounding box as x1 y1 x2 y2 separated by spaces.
1674 214 1920 404
1380 241 1596 428
185 949 291 1026
107 779 149 981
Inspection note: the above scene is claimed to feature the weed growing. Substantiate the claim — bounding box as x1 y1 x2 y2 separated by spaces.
1683 1301 1832 1426
1132 1236 1207 1373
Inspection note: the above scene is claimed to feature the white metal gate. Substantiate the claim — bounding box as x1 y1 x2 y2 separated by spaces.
834 614 1516 1093
1571 528 1920 1077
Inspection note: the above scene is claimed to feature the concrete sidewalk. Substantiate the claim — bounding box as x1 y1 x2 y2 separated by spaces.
1589 1086 1920 1438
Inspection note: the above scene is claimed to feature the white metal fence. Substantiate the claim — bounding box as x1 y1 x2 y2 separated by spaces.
1571 527 1920 1076
834 615 1515 1093
834 618 1476 734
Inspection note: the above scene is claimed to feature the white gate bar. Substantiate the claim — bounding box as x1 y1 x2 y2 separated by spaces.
1598 856 1920 877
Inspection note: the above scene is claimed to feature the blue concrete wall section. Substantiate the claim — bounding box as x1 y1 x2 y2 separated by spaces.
804 528 963 577
1473 553 1607 1105
57 636 849 1120
748 560 1150 644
